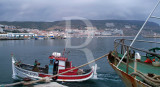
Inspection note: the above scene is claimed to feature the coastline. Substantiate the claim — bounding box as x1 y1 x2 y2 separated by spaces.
66 35 134 38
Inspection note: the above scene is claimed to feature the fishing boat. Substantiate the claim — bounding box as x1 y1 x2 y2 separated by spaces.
12 52 96 82
50 35 66 39
107 1 160 87
107 39 160 87
34 36 47 40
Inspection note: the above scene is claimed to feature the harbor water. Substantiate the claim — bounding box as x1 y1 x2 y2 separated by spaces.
0 37 159 87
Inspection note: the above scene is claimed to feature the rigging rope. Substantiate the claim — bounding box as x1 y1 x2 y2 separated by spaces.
116 0 160 67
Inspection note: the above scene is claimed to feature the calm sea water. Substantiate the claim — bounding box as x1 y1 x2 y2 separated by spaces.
0 37 159 87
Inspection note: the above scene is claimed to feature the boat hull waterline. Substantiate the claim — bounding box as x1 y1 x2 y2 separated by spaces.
107 57 150 87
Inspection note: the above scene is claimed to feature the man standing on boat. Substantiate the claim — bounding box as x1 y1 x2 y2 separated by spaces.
53 60 59 75
32 60 40 72
48 59 54 74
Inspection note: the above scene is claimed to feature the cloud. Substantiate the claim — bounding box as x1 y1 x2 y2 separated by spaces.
0 0 159 21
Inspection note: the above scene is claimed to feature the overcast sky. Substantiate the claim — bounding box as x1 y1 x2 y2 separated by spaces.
0 0 159 22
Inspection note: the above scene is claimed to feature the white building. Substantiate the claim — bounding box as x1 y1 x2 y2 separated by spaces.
124 25 131 29
112 29 123 35
0 33 36 37
101 31 112 36
106 23 115 27
0 28 3 33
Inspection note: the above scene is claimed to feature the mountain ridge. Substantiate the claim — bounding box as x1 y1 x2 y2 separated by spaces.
0 20 159 35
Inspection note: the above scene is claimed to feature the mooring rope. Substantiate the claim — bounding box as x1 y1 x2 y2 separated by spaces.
130 72 160 87
0 53 108 87
0 81 25 87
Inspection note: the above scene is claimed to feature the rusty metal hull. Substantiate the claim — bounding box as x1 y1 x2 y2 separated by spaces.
107 57 151 87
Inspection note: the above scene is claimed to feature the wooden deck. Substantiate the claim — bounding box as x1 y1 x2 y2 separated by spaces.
117 53 160 75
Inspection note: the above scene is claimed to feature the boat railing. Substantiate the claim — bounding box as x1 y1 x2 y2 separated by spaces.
114 39 160 58
111 38 160 85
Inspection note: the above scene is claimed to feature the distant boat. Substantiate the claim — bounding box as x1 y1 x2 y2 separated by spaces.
143 35 160 38
50 36 66 39
34 36 47 40
143 33 160 38
12 52 95 82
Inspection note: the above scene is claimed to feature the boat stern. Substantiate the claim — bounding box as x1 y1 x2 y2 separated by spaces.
92 64 97 79
11 55 18 79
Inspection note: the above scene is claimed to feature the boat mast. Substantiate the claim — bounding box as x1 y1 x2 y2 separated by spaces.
116 0 160 67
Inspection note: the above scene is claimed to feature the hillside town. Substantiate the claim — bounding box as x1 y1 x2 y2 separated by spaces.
0 23 124 39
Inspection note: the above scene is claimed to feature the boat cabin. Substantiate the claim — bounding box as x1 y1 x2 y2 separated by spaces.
48 52 73 74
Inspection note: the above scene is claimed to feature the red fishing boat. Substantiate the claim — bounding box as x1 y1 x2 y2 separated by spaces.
12 52 97 82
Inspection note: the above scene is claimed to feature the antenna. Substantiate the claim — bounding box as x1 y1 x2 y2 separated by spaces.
62 48 66 57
